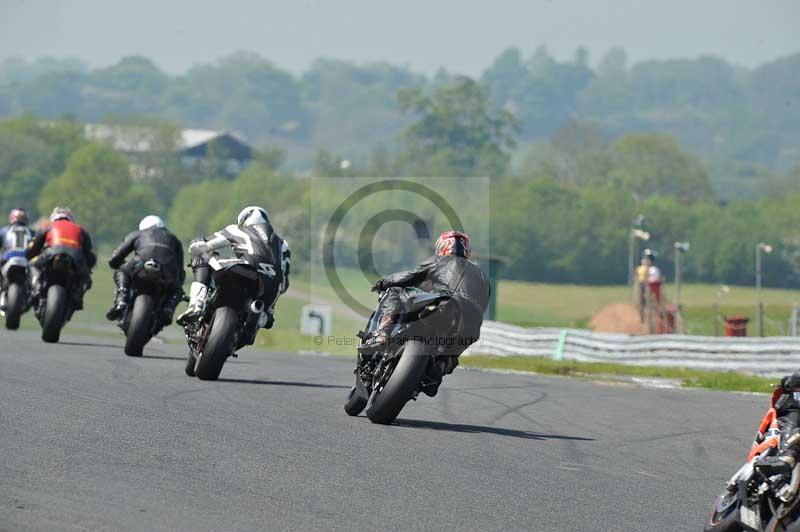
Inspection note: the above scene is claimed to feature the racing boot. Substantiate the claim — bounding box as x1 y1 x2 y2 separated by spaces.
756 429 800 476
73 280 89 311
421 358 447 397
176 282 207 326
105 271 130 321
357 313 395 352
159 287 183 327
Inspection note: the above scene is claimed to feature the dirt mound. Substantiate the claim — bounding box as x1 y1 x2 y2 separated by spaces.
590 302 648 335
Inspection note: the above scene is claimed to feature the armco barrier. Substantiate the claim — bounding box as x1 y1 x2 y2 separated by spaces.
464 321 800 377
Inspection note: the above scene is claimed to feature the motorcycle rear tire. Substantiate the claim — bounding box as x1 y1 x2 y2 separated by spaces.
5 283 24 330
195 306 237 381
41 285 68 343
365 339 430 425
344 374 369 416
124 294 154 357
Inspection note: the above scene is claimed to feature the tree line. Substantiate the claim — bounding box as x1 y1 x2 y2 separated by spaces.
1 70 798 289
1 47 799 200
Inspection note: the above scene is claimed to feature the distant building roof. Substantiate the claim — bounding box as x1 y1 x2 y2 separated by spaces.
84 124 252 160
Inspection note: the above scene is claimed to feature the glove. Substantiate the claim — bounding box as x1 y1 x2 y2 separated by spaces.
371 279 387 293
781 372 800 391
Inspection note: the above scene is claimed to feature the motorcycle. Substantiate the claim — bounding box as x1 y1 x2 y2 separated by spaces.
183 256 270 381
0 251 30 330
32 253 83 343
705 386 800 532
344 288 467 425
114 259 176 357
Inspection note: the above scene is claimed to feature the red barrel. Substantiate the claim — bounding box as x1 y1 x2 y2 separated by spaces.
724 316 749 337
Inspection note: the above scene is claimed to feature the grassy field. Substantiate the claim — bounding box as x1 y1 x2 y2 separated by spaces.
63 261 800 346
497 280 800 335
12 259 363 356
461 355 777 393
295 265 800 335
9 259 797 394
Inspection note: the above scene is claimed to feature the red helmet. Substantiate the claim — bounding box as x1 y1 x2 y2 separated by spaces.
8 208 28 225
435 230 471 258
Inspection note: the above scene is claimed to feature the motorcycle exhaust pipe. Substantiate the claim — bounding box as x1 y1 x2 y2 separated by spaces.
249 299 265 314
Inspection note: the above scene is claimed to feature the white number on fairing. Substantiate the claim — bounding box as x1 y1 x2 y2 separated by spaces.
740 505 759 529
258 263 276 277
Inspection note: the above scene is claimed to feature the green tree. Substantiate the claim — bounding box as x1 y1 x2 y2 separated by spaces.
38 143 157 242
609 133 713 202
398 76 519 176
0 115 86 219
167 180 231 243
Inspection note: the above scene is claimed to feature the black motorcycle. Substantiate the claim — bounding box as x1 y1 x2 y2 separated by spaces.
115 259 176 357
344 288 465 425
183 257 268 381
33 253 82 343
1 253 30 330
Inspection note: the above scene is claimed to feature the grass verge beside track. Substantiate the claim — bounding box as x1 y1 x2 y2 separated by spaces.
461 355 776 393
10 258 779 393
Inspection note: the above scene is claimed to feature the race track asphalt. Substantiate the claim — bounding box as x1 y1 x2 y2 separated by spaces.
0 329 766 531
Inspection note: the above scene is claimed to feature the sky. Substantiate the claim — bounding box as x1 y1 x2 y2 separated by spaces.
0 0 798 74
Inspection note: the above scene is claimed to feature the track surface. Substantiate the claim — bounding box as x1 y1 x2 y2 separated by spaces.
1 329 765 531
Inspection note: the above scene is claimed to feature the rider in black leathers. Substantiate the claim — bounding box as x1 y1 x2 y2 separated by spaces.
106 215 185 325
364 231 490 391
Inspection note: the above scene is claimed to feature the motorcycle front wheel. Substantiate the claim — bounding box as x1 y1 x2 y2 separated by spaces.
703 492 742 532
344 374 369 416
365 339 430 425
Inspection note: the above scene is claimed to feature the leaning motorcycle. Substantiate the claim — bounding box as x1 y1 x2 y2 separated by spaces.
0 251 30 330
344 288 467 425
114 259 176 357
182 256 269 381
705 387 800 532
32 253 82 343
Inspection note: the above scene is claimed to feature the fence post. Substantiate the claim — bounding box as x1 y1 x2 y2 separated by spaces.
792 304 799 337
553 329 568 361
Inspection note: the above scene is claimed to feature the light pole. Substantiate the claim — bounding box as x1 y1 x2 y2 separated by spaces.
628 215 649 306
756 242 773 337
628 214 647 287
673 241 689 333
714 285 730 336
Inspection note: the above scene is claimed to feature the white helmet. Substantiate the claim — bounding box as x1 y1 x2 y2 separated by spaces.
50 206 74 223
139 215 166 231
237 206 269 227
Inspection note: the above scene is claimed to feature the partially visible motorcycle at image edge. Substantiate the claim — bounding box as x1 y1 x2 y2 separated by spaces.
344 288 473 425
32 253 85 343
182 255 272 381
704 387 800 532
113 259 180 357
0 251 31 330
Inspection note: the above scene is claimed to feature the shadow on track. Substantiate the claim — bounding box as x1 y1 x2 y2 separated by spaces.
141 354 188 361
217 377 349 389
59 341 122 349
393 418 595 442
